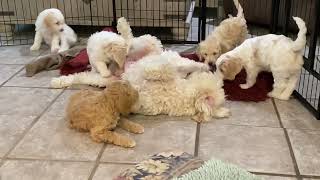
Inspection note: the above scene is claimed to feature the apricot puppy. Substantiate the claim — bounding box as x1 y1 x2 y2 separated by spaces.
66 81 143 148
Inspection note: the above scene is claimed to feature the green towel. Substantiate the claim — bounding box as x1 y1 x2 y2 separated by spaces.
174 159 260 180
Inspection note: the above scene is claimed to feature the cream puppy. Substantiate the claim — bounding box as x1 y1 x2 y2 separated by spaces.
216 17 307 100
87 31 127 78
198 0 248 65
30 8 77 53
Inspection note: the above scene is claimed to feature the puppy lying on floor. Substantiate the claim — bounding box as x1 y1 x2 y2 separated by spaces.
123 51 230 122
66 81 143 148
197 0 248 65
30 8 77 53
216 17 307 100
50 17 163 88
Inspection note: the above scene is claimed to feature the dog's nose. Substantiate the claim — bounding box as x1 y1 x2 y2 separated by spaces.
60 29 64 32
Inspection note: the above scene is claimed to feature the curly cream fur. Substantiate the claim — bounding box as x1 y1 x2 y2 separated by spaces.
122 51 230 122
198 0 248 65
66 81 143 148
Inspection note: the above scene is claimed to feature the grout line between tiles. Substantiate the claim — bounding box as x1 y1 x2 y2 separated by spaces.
251 171 297 177
194 122 201 157
2 85 64 90
87 144 107 180
0 66 25 87
0 89 65 167
99 162 136 165
272 99 302 179
4 157 95 163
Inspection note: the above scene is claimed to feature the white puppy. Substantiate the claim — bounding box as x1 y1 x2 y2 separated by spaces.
216 17 307 100
87 31 128 78
30 8 77 53
198 0 248 65
51 17 163 89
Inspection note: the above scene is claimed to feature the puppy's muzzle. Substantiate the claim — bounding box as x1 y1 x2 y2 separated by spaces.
60 28 64 32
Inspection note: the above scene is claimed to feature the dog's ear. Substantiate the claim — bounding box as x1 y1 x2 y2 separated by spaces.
218 57 242 80
104 41 126 52
44 13 56 28
195 93 215 115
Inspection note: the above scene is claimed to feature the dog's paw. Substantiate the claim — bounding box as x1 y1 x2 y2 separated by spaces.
124 139 136 148
277 94 291 101
50 78 66 88
30 45 40 51
214 107 231 118
240 83 252 89
100 71 111 78
58 48 68 53
51 47 60 53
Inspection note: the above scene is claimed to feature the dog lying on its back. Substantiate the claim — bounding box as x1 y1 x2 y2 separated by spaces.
66 81 143 148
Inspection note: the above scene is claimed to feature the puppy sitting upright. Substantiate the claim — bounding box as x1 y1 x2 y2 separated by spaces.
198 0 248 65
66 81 143 148
216 17 307 100
30 8 77 53
87 31 128 78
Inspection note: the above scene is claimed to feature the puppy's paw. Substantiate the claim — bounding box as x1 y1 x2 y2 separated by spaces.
51 47 60 53
201 64 210 72
268 91 280 98
50 77 67 88
58 48 68 53
30 45 40 51
124 139 136 148
214 107 231 118
277 94 291 101
100 71 111 78
240 83 252 89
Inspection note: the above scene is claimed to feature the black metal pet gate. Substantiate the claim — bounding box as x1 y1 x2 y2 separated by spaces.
0 0 319 119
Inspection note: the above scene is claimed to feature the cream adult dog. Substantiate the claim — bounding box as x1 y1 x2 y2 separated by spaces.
30 8 77 53
216 17 307 100
123 51 230 122
198 0 248 65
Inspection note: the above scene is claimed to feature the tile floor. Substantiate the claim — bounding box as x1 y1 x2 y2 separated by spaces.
0 45 320 180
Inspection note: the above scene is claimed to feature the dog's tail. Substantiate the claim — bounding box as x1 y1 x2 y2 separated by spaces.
50 71 109 88
233 0 244 18
292 17 307 52
117 17 134 40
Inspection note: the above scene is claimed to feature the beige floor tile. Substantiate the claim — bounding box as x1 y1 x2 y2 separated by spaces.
0 45 46 64
0 65 23 85
9 115 103 161
199 124 295 174
0 87 61 116
92 163 133 180
275 99 320 130
288 129 320 176
0 115 36 157
4 69 60 88
0 160 94 180
101 119 197 163
45 90 79 117
213 100 280 127
258 175 297 180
